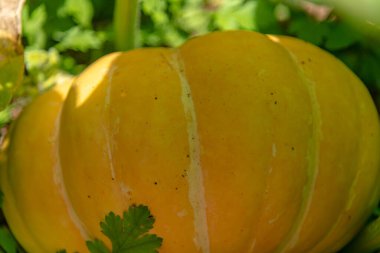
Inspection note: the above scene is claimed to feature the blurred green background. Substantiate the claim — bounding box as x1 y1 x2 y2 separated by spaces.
19 0 380 99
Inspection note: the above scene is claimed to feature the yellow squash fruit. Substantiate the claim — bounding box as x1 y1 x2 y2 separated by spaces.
1 31 380 253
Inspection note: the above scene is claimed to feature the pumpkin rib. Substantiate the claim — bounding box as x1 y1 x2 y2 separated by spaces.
53 97 91 242
103 64 118 181
0 149 44 252
177 31 316 252
273 35 380 253
3 81 90 253
313 66 380 253
306 49 363 253
270 37 322 253
273 35 363 253
59 53 130 241
6 106 50 252
164 49 211 253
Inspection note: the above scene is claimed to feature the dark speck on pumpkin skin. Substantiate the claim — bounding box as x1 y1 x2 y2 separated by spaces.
87 195 91 199
274 101 278 105
291 146 295 151
301 60 306 65
154 181 158 185
154 96 158 100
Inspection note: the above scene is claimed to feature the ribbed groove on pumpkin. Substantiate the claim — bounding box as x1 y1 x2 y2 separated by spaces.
167 50 211 253
312 74 373 253
2 150 45 252
53 106 90 241
103 65 118 180
276 51 321 253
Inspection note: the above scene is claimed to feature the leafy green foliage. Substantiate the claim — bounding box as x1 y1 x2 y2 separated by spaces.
0 106 13 129
16 0 380 97
86 205 163 253
0 227 18 253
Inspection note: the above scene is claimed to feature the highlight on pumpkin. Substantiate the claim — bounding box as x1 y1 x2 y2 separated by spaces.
1 1 380 253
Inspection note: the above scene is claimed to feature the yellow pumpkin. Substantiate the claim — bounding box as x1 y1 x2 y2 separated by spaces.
1 31 380 253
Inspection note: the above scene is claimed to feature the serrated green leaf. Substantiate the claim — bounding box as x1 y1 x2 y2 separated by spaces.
121 205 155 238
86 239 109 253
54 27 105 52
0 227 17 253
118 234 162 253
100 212 123 246
87 205 162 253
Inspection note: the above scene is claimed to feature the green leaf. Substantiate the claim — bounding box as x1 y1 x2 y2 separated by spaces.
0 107 12 129
254 0 282 34
54 27 105 52
214 0 256 30
141 0 169 26
0 85 12 112
0 227 17 253
374 207 380 217
87 205 162 253
86 239 109 253
22 4 47 49
325 22 361 50
288 17 330 45
58 0 94 27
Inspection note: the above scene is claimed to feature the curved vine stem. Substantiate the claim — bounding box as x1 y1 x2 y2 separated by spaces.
113 0 140 51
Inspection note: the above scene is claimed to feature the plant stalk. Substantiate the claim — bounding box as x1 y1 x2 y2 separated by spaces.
113 0 140 51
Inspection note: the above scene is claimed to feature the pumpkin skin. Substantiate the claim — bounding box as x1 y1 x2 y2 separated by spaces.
1 31 380 253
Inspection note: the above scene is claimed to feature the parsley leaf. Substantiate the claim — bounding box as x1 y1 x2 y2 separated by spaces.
87 205 163 253
86 239 109 253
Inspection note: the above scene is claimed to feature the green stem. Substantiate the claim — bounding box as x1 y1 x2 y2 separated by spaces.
113 0 140 51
